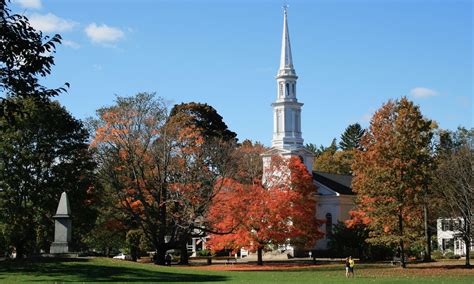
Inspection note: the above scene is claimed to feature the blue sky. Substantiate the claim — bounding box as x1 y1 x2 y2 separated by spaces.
12 0 472 147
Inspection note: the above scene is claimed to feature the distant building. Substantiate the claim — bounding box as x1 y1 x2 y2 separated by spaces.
437 218 473 256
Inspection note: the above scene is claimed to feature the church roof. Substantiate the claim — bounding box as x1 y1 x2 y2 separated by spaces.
313 171 354 195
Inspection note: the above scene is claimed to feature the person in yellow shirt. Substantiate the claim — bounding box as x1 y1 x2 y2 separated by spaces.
348 256 355 277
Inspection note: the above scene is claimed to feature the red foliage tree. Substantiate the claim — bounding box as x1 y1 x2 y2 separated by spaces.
207 143 323 265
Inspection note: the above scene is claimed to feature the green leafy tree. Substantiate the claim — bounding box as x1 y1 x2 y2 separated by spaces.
313 150 353 175
0 98 97 257
313 137 356 175
127 229 144 261
166 102 238 264
339 123 364 150
329 221 394 260
169 102 237 142
0 0 68 123
81 184 127 257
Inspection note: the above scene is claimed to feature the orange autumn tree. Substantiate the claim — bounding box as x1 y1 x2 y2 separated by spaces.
351 97 434 268
90 93 171 264
207 141 323 265
90 93 236 265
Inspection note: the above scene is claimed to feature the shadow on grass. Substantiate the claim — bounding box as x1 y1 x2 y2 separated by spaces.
0 258 228 282
405 265 473 270
225 263 399 273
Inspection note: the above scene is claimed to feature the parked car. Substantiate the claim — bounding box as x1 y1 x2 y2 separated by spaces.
113 253 132 260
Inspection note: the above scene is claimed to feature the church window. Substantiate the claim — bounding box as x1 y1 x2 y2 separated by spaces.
326 213 333 238
292 83 295 96
286 83 290 97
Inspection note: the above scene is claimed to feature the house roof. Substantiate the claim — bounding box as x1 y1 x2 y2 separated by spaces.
313 171 354 195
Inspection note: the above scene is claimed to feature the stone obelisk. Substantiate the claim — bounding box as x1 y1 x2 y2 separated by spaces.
50 192 72 254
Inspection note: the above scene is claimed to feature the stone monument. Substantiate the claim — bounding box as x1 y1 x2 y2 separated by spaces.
50 192 72 254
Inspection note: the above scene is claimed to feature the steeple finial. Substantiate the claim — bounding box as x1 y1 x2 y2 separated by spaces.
279 4 295 75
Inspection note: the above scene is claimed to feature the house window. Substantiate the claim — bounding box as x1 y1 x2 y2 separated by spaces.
326 213 332 238
442 238 454 251
442 220 454 231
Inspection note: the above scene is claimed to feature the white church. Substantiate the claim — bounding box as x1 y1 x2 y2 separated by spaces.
189 7 356 256
262 7 356 253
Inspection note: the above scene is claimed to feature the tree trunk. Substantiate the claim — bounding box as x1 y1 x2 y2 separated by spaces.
179 240 189 265
423 203 432 261
257 247 263 266
398 213 406 268
400 239 406 268
465 237 471 268
155 247 166 265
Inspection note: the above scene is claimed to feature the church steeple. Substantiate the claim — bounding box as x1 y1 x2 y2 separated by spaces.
278 6 295 76
262 6 314 179
272 6 303 149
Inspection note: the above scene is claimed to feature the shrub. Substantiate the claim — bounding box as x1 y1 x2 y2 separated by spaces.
443 251 461 259
431 250 443 260
196 249 212 257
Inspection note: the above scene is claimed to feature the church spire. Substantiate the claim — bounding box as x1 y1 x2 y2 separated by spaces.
271 6 303 149
278 6 296 77
262 6 314 179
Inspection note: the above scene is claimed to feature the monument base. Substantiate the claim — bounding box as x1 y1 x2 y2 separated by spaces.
50 242 69 254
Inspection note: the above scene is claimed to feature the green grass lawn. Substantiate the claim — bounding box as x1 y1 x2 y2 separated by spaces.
0 257 472 283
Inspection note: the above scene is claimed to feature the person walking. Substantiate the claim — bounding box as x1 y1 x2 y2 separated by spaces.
344 257 350 278
348 256 355 277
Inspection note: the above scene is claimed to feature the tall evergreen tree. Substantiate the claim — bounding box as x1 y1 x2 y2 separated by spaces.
339 123 364 150
327 138 338 154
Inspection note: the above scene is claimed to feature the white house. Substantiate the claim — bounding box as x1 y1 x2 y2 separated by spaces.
437 218 473 256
